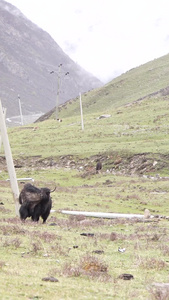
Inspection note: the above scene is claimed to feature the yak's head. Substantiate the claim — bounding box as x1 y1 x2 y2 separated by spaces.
40 187 56 200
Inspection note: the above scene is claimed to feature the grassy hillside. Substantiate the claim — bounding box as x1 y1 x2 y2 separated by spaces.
52 53 169 119
5 91 169 176
1 54 169 299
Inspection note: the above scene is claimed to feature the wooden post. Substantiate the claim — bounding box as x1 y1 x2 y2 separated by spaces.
18 95 23 125
0 99 20 216
79 93 84 130
0 107 6 152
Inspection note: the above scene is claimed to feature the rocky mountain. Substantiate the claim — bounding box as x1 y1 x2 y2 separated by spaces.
0 0 102 119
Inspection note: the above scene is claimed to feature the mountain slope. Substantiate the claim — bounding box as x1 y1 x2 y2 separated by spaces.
40 52 169 121
2 51 169 176
0 0 102 119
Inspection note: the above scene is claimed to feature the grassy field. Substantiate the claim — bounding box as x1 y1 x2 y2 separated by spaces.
51 53 169 119
1 55 169 299
1 109 169 299
4 94 169 176
0 169 169 299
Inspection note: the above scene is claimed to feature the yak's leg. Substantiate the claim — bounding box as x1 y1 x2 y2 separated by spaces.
32 204 41 222
19 204 29 220
42 211 50 223
31 215 39 222
41 201 52 223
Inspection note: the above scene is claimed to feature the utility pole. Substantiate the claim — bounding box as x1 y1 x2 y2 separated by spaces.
50 64 69 120
0 107 6 152
0 99 20 216
18 94 23 125
56 64 62 120
79 93 84 130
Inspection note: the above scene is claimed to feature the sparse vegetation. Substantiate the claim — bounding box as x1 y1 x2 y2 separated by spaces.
1 55 169 299
0 171 169 299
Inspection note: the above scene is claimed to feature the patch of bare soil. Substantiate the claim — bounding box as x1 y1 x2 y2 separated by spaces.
1 153 169 177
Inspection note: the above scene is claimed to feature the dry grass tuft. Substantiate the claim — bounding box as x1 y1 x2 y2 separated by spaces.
60 253 110 281
50 242 68 256
31 230 58 243
160 244 169 256
3 237 21 248
139 257 167 270
30 239 43 254
62 262 81 277
0 225 25 235
80 254 108 273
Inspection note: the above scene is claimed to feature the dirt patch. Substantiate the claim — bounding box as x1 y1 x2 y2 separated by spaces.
1 153 169 176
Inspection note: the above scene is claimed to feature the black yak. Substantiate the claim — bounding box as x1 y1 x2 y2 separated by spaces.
96 161 102 174
19 183 55 223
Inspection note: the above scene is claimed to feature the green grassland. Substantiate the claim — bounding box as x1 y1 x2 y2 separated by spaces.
56 53 169 118
0 173 169 299
6 94 169 172
1 54 169 299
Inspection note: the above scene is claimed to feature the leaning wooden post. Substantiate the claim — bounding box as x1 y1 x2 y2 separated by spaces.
0 99 20 216
0 107 6 152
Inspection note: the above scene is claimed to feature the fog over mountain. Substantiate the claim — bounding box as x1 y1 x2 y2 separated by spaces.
0 0 102 120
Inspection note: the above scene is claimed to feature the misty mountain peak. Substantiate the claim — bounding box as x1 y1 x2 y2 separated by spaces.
0 0 102 119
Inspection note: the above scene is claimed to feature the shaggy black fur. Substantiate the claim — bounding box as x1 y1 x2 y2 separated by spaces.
19 184 53 223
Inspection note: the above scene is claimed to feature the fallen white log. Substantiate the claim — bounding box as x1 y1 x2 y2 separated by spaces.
61 210 149 219
6 178 34 182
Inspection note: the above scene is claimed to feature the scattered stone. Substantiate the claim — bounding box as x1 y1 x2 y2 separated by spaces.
103 179 113 185
92 250 104 255
144 209 151 219
96 114 111 119
42 276 59 282
118 273 134 280
21 251 30 257
73 245 79 249
153 161 158 166
80 233 94 237
118 247 126 253
49 223 57 226
96 161 102 173
114 158 122 165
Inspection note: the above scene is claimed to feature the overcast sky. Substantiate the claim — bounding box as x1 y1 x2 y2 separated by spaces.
6 0 169 82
